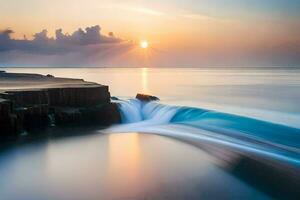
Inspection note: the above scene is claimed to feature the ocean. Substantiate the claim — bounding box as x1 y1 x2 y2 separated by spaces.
1 67 300 199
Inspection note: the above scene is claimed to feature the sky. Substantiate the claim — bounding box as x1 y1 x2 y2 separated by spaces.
0 0 300 67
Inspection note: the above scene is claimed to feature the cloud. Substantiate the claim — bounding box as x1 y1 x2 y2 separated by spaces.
1 25 299 67
0 25 123 54
0 25 135 66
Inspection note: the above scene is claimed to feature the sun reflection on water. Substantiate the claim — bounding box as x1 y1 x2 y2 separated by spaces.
141 67 148 93
107 133 142 196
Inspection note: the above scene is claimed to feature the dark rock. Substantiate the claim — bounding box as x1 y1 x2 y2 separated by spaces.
46 74 54 77
52 103 121 126
0 74 121 141
80 103 121 125
16 105 50 131
111 96 120 101
136 93 159 102
1 90 49 107
0 100 20 141
47 86 110 107
1 86 110 107
53 107 82 125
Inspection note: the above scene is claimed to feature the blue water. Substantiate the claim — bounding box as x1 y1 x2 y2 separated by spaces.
108 99 300 166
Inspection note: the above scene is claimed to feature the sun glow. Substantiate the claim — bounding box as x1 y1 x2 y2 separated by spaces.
140 40 149 49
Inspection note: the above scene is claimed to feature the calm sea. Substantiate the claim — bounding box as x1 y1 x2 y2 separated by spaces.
1 67 300 200
4 67 300 127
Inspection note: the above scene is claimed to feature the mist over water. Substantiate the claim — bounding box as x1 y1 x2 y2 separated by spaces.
2 67 300 199
3 67 300 164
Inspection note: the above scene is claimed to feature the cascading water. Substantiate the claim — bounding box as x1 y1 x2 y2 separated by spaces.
108 99 300 165
118 99 178 125
118 99 143 123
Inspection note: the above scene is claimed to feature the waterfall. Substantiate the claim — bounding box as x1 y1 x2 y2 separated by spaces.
118 99 143 123
118 99 178 124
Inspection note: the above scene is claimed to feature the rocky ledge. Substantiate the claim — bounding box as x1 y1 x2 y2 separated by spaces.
0 72 121 141
136 93 159 102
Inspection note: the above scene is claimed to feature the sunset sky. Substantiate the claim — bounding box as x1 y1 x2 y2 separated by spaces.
1 0 300 67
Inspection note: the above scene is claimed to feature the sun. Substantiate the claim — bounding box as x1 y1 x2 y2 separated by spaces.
140 40 149 49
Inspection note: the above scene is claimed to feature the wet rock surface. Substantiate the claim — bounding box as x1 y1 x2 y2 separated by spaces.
136 93 159 102
0 72 121 142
